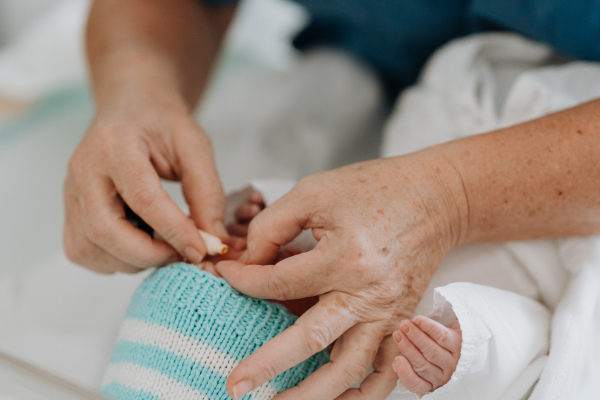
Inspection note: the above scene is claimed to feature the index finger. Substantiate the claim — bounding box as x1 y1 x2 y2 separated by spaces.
336 335 398 400
215 245 335 300
177 129 228 238
78 175 180 268
226 292 357 399
274 323 386 400
111 148 207 263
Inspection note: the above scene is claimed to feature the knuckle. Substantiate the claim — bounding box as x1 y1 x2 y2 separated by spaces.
421 344 438 360
255 360 279 382
67 153 81 174
304 323 333 354
248 213 268 238
412 362 429 375
442 367 454 381
63 237 84 264
293 176 313 193
64 234 112 275
128 254 152 270
128 185 160 215
86 215 110 243
404 379 429 395
266 271 291 300
292 175 320 201
342 362 370 387
437 329 450 345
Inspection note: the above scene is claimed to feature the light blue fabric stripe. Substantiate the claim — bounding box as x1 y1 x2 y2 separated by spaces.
110 263 329 395
108 341 232 399
124 263 294 360
102 382 164 400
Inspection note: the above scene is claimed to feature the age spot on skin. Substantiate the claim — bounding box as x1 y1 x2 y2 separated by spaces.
377 209 384 215
380 247 390 257
558 190 564 196
577 129 584 135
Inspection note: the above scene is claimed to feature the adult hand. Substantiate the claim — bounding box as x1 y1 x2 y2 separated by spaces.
64 94 227 273
216 152 468 399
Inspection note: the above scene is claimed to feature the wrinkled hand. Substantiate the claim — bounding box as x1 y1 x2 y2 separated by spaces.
216 153 467 399
64 96 227 273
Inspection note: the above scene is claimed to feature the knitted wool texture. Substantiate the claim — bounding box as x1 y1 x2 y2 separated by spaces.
101 263 329 400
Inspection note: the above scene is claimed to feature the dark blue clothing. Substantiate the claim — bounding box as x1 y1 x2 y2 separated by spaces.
207 0 600 96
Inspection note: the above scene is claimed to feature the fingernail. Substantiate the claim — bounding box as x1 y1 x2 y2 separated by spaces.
401 324 409 333
183 246 203 264
413 318 422 327
393 331 402 344
197 262 207 271
232 380 253 399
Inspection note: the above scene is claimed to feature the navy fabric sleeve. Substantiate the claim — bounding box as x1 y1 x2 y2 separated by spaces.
195 0 600 97
470 0 600 60
292 0 471 98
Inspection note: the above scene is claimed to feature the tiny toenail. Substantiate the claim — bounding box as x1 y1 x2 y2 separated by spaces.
401 324 409 333
393 331 402 343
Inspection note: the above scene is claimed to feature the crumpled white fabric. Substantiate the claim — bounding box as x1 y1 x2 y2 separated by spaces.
379 33 600 400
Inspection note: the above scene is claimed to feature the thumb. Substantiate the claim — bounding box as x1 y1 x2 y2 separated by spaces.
178 130 228 239
245 190 310 265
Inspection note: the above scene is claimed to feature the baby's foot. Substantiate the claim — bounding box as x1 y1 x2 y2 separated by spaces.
228 190 265 238
392 316 462 395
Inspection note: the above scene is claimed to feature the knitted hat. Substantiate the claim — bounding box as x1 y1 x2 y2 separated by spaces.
101 263 329 400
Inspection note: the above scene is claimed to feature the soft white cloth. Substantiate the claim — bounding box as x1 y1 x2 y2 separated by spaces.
415 284 550 400
380 33 600 399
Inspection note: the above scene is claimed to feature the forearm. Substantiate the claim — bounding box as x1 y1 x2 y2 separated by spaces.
439 99 600 244
86 0 236 112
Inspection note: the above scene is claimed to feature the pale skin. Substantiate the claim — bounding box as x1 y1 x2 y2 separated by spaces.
230 194 463 396
393 318 462 394
65 0 600 398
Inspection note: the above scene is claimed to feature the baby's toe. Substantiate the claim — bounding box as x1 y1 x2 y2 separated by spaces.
248 190 265 205
235 202 262 222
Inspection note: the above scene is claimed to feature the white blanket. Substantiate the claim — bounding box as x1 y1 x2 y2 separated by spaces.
380 33 600 399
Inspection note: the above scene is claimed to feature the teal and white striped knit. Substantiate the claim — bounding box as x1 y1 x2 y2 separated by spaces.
101 263 329 400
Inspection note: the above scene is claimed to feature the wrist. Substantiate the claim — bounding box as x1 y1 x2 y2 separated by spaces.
93 84 193 128
424 148 471 250
91 49 193 116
